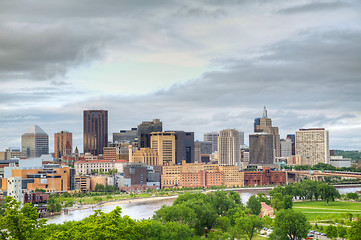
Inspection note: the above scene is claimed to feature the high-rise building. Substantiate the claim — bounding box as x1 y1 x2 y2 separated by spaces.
295 128 329 166
113 128 138 143
204 132 219 153
280 138 292 157
254 107 281 158
286 134 296 155
218 129 240 166
150 132 175 165
249 133 274 165
137 119 162 149
83 110 108 156
170 131 194 164
54 131 72 159
21 125 49 158
239 131 245 146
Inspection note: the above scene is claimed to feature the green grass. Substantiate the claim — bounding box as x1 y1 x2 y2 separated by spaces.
293 200 361 221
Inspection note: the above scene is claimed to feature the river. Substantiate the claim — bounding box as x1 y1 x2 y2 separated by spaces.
45 186 361 224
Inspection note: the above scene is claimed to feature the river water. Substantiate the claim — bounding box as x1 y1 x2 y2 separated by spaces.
45 186 361 224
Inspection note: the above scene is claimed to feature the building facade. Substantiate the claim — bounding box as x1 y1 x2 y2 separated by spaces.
54 131 72 159
137 119 162 149
133 148 160 166
113 128 138 143
204 132 219 153
218 129 240 166
21 125 49 158
249 133 274 165
173 131 195 164
295 128 329 166
83 110 108 156
150 132 176 165
244 168 287 186
280 138 292 157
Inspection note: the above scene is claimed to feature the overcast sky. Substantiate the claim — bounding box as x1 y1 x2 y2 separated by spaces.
1 0 360 152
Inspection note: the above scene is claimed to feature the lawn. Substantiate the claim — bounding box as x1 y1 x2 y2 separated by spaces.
293 200 361 221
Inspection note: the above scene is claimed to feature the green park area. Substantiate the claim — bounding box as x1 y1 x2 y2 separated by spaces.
293 200 361 221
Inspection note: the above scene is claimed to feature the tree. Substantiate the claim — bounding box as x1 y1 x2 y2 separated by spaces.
236 214 264 240
256 193 270 205
337 225 347 240
94 183 105 192
271 209 310 240
317 183 340 205
247 195 261 215
0 196 47 240
326 225 338 240
47 197 62 213
347 217 361 240
346 192 359 201
271 193 285 211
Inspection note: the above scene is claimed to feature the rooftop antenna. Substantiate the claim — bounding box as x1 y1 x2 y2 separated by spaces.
263 106 268 118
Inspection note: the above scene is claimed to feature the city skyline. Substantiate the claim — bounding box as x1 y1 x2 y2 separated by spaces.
1 0 360 151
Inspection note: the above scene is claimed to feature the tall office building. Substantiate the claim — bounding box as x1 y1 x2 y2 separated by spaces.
54 131 72 159
83 110 108 156
218 129 240 166
295 128 329 166
171 131 194 164
21 125 49 158
138 119 162 149
239 131 245 146
204 132 219 153
286 134 296 155
150 132 175 165
254 107 281 158
280 138 292 157
249 133 274 165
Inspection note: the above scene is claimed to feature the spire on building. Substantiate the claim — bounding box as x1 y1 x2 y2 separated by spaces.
263 106 268 118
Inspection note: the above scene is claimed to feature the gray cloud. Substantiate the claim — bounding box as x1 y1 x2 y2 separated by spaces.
278 1 352 14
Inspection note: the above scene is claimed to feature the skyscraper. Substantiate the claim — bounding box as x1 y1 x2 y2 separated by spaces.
204 132 219 153
150 132 175 165
280 138 292 157
254 107 281 158
218 129 240 166
83 110 108 156
137 119 162 149
21 125 49 158
249 133 274 165
286 134 296 155
295 128 329 166
54 131 72 159
172 131 194 164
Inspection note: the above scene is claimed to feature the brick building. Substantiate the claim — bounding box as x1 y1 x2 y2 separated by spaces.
244 168 286 186
161 161 243 189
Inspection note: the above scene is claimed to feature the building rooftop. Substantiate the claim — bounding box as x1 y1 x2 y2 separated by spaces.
23 125 48 135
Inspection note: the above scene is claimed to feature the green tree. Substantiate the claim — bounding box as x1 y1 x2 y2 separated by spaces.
271 193 285 211
271 209 310 240
347 217 361 240
256 192 270 205
317 183 340 205
326 225 338 240
346 192 359 201
0 196 47 240
337 225 347 240
247 195 261 215
236 214 264 240
94 183 105 192
47 197 62 213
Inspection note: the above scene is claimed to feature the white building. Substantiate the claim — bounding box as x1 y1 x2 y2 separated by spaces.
218 129 240 166
75 159 127 175
330 156 351 168
280 138 293 157
295 128 329 166
7 177 24 204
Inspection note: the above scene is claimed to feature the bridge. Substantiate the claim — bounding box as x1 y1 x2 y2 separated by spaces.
287 170 361 183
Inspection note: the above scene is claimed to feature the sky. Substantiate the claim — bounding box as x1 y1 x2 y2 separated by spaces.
0 0 361 152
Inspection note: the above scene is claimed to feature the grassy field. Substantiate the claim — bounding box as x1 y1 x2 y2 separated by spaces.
293 200 361 221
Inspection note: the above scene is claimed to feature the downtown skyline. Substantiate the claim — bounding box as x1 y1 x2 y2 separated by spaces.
1 0 360 151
